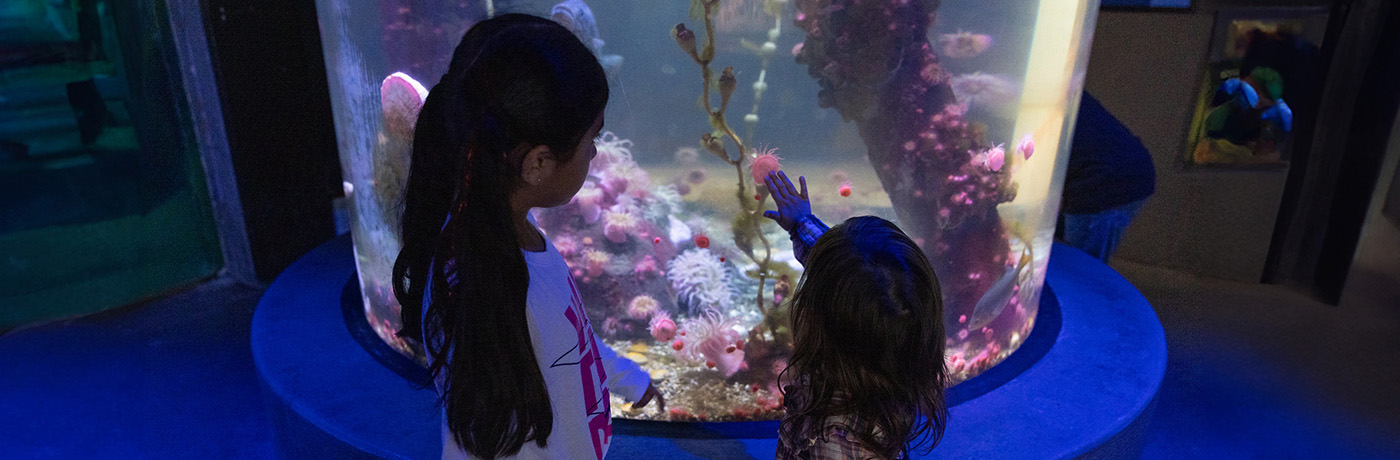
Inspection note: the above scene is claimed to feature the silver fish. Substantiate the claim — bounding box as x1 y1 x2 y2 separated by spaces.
969 250 1031 330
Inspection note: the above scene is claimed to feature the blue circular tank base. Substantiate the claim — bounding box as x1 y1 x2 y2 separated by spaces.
252 236 1165 459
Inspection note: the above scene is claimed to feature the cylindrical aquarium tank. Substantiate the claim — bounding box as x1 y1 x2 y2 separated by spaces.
317 0 1098 421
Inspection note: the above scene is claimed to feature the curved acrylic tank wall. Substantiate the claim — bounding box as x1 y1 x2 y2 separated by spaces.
316 0 1098 421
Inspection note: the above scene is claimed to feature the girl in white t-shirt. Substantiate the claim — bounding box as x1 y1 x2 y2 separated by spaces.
391 14 662 460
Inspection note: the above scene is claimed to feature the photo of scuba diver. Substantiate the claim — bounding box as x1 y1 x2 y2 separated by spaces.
1187 9 1327 167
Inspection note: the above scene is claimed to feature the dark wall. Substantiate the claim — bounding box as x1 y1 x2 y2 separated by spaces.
1386 153 1400 227
200 0 340 282
1312 4 1400 299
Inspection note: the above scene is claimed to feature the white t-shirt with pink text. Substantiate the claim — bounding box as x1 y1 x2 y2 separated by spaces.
431 233 651 460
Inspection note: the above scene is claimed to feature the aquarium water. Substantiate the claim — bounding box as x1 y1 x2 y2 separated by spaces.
315 0 1100 421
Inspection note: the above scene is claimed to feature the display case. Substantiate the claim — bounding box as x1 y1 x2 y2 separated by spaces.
316 0 1098 421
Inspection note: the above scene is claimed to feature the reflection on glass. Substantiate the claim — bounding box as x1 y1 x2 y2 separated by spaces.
0 0 222 328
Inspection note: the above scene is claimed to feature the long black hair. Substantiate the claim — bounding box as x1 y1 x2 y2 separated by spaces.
781 216 949 459
391 14 609 459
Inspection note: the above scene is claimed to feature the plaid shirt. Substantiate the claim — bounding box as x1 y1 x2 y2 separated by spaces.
776 418 900 460
789 214 830 267
776 384 906 460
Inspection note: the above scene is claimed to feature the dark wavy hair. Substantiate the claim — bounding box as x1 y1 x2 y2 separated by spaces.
781 216 949 459
390 14 609 460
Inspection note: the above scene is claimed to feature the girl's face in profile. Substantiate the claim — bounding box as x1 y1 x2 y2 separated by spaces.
543 114 603 206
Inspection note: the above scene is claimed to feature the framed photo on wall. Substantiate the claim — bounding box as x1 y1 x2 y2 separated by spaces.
1184 7 1331 167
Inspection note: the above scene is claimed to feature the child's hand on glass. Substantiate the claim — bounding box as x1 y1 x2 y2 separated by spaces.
763 170 811 232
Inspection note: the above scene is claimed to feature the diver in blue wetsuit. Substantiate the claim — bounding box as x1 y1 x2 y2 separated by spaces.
1057 92 1157 262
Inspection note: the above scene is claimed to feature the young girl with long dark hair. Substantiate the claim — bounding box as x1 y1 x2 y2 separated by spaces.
764 170 950 460
392 14 662 460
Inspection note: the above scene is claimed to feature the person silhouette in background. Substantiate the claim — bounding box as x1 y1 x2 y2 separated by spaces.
1057 92 1157 262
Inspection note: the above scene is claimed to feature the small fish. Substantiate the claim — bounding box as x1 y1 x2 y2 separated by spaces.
969 249 1031 330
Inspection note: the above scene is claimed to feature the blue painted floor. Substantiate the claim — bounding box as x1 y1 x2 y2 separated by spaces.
0 279 274 459
2 226 1399 458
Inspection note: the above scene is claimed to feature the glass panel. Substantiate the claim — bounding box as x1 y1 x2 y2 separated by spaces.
0 0 222 329
318 0 1097 421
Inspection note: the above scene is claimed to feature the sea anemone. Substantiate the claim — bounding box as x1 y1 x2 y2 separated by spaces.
950 72 1020 107
554 234 581 258
591 131 633 171
675 308 747 377
624 163 653 198
601 161 651 199
643 185 681 223
944 101 970 117
600 316 629 336
600 171 631 198
666 248 733 312
671 180 693 196
634 255 660 277
602 205 639 243
674 146 700 164
981 143 1006 172
649 311 677 342
582 248 610 278
627 295 661 320
380 72 429 140
747 146 782 185
572 182 606 223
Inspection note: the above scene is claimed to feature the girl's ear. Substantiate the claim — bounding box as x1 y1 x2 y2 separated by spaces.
519 145 557 186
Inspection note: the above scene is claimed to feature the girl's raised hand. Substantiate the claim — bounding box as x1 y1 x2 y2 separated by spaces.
762 170 811 232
